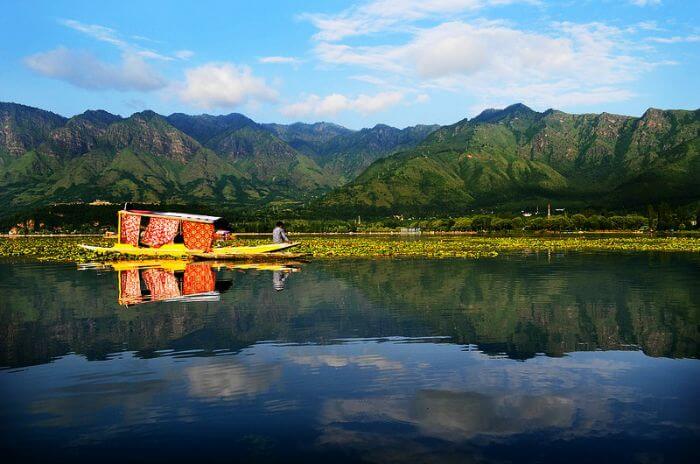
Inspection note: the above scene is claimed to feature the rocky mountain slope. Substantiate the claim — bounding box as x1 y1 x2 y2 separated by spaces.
0 103 434 213
318 104 700 215
2 101 697 217
265 122 439 183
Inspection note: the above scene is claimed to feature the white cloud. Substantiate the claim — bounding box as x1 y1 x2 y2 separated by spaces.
259 56 301 64
414 93 430 104
635 20 661 31
316 21 645 83
308 17 658 111
648 35 700 44
630 0 661 6
302 0 536 42
60 19 128 48
24 47 166 91
177 63 278 109
281 91 404 117
136 49 174 61
59 19 192 62
174 49 195 60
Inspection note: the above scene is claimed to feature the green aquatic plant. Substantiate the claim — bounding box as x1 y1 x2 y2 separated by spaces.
1 235 699 263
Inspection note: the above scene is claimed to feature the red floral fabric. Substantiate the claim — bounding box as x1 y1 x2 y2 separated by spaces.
119 269 141 305
182 221 215 251
142 217 180 248
183 263 215 295
120 213 141 246
142 268 180 301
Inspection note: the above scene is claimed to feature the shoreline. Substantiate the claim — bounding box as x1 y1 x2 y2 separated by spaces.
1 229 682 238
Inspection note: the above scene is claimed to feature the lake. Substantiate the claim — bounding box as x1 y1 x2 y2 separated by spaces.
1 253 698 463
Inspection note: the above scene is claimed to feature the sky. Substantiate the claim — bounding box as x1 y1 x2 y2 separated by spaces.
1 0 698 129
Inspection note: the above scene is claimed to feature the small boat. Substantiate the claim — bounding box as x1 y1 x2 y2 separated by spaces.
80 209 299 259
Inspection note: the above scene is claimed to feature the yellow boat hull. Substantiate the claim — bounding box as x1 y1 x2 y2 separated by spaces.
80 242 299 258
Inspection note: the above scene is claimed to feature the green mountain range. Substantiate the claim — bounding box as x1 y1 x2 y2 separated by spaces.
0 102 434 215
318 104 700 215
1 101 698 218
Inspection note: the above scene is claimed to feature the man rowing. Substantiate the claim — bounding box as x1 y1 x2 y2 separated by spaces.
272 221 290 244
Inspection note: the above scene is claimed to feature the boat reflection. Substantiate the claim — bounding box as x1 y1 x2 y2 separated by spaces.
81 260 301 306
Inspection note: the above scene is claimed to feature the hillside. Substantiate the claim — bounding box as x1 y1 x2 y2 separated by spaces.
266 122 439 183
318 104 700 215
0 103 430 215
2 101 698 218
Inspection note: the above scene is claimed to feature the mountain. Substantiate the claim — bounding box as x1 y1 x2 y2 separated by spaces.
0 103 425 215
266 122 439 183
318 104 700 215
263 121 354 157
0 102 66 155
47 110 123 157
2 101 698 218
167 113 332 190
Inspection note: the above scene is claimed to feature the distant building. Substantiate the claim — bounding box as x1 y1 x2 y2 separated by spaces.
89 200 113 206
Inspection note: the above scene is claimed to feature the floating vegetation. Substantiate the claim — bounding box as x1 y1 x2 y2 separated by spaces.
283 235 700 258
3 235 697 263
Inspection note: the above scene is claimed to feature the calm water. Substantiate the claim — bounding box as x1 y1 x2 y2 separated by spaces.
1 253 699 463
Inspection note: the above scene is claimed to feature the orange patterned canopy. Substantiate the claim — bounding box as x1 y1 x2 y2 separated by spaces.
182 221 215 251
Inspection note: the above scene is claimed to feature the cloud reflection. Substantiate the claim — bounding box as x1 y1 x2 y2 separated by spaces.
187 359 282 399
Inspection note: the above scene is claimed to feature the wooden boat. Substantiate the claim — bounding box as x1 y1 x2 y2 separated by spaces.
80 209 299 259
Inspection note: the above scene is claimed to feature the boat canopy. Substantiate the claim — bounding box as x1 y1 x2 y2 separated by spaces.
117 209 221 251
119 210 221 224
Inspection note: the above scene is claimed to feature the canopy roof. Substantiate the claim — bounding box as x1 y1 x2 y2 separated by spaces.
120 209 221 224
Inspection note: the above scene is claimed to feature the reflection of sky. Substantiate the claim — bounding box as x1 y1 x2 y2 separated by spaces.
1 339 698 461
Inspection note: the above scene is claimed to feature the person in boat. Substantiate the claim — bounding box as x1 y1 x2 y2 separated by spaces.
272 221 290 244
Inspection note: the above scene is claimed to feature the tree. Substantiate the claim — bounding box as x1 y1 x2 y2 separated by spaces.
609 216 625 230
470 215 492 231
571 214 586 230
492 218 513 230
647 204 657 230
452 217 472 231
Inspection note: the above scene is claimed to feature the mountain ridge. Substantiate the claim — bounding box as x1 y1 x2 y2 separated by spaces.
0 102 435 214
1 101 698 218
317 104 700 215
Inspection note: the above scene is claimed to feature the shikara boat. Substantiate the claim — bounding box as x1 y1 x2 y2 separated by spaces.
80 209 299 259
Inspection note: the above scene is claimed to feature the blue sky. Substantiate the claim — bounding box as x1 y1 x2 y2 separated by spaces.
1 0 698 129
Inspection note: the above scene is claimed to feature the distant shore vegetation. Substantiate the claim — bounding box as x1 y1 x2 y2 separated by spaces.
2 202 698 235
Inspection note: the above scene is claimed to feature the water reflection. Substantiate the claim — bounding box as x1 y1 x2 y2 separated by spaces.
79 260 301 306
1 254 698 367
0 254 699 462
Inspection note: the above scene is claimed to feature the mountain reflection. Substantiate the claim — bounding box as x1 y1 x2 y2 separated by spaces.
0 253 698 368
